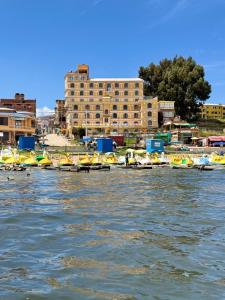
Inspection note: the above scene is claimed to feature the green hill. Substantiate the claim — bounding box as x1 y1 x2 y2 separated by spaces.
197 119 225 136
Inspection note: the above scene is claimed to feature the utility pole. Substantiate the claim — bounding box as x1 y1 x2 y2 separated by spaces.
85 110 88 137
85 110 88 150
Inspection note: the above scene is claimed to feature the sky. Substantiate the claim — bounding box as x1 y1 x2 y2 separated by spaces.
0 0 225 115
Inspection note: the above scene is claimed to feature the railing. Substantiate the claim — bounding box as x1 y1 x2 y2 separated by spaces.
8 125 35 130
73 123 142 128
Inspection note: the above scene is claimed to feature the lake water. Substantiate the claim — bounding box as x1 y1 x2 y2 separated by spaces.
0 167 225 300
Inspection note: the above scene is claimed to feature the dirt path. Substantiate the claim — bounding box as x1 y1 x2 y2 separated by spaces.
45 134 72 146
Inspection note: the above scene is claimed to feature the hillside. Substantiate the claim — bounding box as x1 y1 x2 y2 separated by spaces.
196 119 225 136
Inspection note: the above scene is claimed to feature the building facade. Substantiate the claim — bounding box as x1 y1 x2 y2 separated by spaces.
0 93 36 115
54 99 66 130
158 100 175 124
0 108 36 144
64 64 158 136
200 103 225 120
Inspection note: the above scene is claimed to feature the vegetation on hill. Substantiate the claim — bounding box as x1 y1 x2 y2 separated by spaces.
197 119 225 136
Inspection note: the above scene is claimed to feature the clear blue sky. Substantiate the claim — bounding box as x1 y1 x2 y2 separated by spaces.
0 0 225 114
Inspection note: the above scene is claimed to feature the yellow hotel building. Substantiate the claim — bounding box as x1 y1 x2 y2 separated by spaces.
200 103 225 120
64 64 158 136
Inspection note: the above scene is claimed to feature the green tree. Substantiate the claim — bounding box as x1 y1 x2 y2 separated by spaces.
139 56 211 120
72 127 85 139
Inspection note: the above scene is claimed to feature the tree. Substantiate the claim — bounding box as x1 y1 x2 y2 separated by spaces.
72 127 85 139
139 56 211 120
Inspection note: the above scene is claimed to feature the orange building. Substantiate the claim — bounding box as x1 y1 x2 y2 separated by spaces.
0 93 36 116
0 108 35 144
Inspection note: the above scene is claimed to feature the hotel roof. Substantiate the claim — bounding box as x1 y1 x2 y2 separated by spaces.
89 78 143 82
203 103 225 106
0 107 15 111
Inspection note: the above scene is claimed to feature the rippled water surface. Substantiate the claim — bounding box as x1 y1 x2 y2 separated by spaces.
0 168 225 300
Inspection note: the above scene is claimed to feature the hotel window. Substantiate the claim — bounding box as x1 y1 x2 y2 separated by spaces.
86 113 90 119
124 82 128 88
71 91 74 96
124 99 128 102
148 120 152 126
89 90 93 96
123 113 128 119
135 90 139 96
99 90 103 96
124 90 128 96
0 117 8 125
148 111 152 117
69 76 74 81
96 121 100 124
96 104 100 110
107 83 111 91
112 113 117 118
70 83 74 88
113 105 117 110
80 83 84 88
80 91 84 96
115 91 119 96
105 118 109 123
74 105 78 110
89 82 94 88
123 121 128 125
147 103 152 109
99 82 103 88
134 121 138 125
115 82 119 88
105 109 109 114
85 104 90 110
74 121 78 125
134 113 138 118
96 113 100 118
134 105 139 110
135 83 139 88
73 113 78 119
80 99 84 102
115 98 119 102
89 99 94 102
113 121 117 125
123 105 128 110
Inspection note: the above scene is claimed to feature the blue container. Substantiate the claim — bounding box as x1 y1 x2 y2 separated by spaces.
18 136 35 150
97 138 113 153
146 139 164 153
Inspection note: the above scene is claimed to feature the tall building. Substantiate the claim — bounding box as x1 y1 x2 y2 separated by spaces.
200 103 225 120
64 64 158 136
54 99 66 130
0 93 36 116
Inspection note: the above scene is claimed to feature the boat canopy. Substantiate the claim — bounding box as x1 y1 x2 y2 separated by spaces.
173 123 196 127
208 136 225 142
